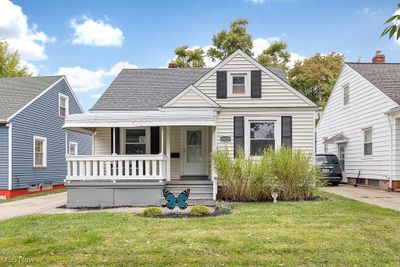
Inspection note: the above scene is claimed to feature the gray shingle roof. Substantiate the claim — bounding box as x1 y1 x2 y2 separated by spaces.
91 67 288 111
347 63 400 105
0 75 63 122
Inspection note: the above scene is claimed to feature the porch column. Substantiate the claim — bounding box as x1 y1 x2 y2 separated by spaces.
160 126 165 154
166 126 171 181
112 127 116 155
211 126 217 201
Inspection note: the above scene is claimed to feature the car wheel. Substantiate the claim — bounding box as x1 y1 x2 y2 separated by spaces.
331 182 339 186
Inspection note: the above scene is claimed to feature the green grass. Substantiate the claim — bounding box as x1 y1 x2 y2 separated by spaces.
0 192 400 266
0 188 66 204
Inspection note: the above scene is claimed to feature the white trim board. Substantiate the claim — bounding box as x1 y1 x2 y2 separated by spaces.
193 49 318 108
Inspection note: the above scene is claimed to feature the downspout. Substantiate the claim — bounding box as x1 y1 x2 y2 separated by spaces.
387 115 393 191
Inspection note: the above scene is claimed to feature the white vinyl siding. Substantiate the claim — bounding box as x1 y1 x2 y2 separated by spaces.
317 64 398 181
94 128 111 155
196 53 311 107
167 89 215 108
216 108 315 157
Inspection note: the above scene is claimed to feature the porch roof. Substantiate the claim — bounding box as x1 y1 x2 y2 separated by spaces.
323 132 349 144
63 110 217 133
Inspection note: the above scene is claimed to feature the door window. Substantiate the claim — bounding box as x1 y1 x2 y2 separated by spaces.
187 131 202 162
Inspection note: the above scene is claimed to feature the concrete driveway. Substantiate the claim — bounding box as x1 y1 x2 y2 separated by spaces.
0 192 66 221
323 185 400 212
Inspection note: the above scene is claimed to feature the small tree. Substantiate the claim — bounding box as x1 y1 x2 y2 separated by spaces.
174 45 205 68
0 40 31 78
207 18 253 61
257 41 291 71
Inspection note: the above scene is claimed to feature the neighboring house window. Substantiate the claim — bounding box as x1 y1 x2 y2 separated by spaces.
343 84 349 106
125 129 147 154
363 128 372 156
249 121 275 155
228 72 250 97
33 136 47 167
59 93 69 117
69 142 78 156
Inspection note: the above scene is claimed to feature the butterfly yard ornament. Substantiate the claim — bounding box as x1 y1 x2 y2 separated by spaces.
163 189 190 210
271 192 278 203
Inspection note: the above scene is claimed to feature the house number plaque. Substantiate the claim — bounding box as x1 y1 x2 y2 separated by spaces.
220 136 231 142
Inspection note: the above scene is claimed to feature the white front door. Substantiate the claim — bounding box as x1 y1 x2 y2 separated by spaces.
182 127 208 176
338 143 347 183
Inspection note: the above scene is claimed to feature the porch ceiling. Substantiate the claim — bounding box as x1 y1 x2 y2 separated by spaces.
63 110 217 132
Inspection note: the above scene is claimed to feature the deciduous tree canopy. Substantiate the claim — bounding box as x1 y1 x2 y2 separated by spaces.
0 41 31 78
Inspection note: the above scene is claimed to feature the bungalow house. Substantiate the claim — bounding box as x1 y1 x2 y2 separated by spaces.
0 76 91 199
317 51 400 191
64 50 318 207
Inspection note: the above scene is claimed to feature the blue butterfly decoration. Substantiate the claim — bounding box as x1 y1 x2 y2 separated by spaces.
163 189 190 210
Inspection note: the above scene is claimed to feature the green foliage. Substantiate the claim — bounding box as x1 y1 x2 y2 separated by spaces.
189 205 209 216
257 41 291 71
212 147 322 201
0 40 31 78
207 18 253 61
381 3 400 40
288 52 343 108
174 45 205 68
142 207 162 217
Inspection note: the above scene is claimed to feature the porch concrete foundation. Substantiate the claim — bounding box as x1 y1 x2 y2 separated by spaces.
66 180 166 208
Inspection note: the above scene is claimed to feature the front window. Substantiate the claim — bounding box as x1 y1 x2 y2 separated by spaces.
125 129 146 154
34 136 47 167
363 128 372 156
69 142 78 156
343 85 349 106
59 94 69 117
250 121 275 156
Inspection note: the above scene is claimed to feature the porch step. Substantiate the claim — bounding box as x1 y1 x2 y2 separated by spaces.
164 180 214 206
167 180 213 185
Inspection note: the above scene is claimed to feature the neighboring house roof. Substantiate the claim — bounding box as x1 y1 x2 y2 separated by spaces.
323 132 348 144
91 65 290 112
0 75 63 122
347 63 400 105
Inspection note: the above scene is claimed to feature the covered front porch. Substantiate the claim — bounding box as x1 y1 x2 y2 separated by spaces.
63 110 218 207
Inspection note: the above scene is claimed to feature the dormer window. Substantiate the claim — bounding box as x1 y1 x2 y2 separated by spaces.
228 71 250 97
59 93 69 118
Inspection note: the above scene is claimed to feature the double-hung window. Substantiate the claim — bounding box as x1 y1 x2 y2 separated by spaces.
33 136 47 167
228 72 250 97
69 142 78 156
125 129 147 154
343 84 350 106
249 121 276 156
59 93 69 117
363 128 372 156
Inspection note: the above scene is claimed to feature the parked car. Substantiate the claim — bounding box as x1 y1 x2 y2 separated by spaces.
316 154 342 186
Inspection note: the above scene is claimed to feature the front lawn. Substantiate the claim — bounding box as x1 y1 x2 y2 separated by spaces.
0 192 399 266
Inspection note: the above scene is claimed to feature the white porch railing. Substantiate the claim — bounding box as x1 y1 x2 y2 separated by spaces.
66 155 168 181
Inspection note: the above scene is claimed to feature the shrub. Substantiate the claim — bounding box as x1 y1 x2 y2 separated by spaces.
189 205 209 216
142 207 162 217
212 147 322 201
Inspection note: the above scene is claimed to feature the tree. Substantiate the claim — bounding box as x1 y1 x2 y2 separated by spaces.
257 41 291 71
174 45 205 68
0 40 31 78
288 53 343 108
381 3 400 40
207 18 253 61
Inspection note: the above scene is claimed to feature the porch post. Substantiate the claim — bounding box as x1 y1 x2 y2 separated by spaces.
166 126 171 181
160 126 164 154
211 126 217 201
112 127 116 155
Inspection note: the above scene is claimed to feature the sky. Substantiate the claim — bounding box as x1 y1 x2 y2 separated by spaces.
0 0 399 111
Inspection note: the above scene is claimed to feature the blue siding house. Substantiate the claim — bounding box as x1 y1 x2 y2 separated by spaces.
0 76 91 199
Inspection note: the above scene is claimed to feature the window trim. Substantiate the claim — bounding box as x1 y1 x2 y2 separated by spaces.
227 71 251 97
343 84 350 106
244 117 281 157
59 93 69 118
121 127 150 155
68 142 78 156
33 136 47 168
362 127 373 158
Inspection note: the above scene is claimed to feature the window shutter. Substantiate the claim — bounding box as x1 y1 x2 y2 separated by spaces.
281 116 292 148
216 71 227 99
151 127 160 154
111 128 120 154
251 70 262 98
234 117 244 157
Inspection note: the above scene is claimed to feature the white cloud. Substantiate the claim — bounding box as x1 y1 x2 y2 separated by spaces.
0 0 55 62
56 61 137 92
245 0 265 4
70 17 124 47
355 7 382 17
